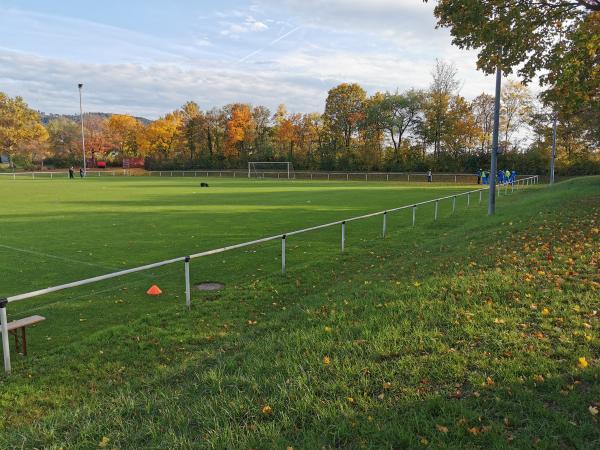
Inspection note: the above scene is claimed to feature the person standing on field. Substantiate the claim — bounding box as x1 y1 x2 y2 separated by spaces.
69 167 74 179
79 167 84 178
477 168 482 184
427 170 432 182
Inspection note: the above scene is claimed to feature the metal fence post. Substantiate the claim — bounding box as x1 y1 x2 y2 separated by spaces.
382 212 387 238
184 256 191 310
1 298 10 374
452 196 456 213
412 206 416 227
281 235 286 274
454 175 457 183
467 193 470 208
434 200 438 221
341 222 345 252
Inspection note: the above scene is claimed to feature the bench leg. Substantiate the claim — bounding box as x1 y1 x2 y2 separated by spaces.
22 328 27 356
11 330 20 355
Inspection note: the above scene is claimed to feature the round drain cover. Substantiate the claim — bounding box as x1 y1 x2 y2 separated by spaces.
195 282 225 291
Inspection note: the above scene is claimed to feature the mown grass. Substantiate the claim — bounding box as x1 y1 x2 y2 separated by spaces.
0 176 598 449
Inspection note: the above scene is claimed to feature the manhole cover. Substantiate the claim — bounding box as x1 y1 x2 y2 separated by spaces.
195 282 225 291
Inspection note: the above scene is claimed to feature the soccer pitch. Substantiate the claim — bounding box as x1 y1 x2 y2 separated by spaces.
1 176 478 358
1 177 478 295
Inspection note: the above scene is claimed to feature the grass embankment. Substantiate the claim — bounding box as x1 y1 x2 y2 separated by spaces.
0 177 598 449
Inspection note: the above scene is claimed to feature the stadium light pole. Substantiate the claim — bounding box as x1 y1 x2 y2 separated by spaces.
550 115 557 184
78 83 87 176
488 62 502 215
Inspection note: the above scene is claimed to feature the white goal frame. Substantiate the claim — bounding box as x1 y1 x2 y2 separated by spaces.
248 162 295 179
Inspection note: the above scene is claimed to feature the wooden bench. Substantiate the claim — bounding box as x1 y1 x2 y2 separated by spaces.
7 315 45 356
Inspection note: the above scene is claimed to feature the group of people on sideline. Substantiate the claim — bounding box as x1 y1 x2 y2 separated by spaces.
478 169 517 185
68 167 85 179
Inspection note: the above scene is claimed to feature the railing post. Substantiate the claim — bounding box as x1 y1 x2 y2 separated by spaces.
454 175 457 183
184 256 191 310
412 206 416 227
281 235 286 274
407 174 410 182
382 212 387 238
341 222 345 252
1 298 10 374
434 200 438 221
452 196 456 213
467 193 470 208
50 172 53 179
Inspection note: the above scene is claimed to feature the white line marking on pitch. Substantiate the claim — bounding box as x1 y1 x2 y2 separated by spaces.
0 243 117 271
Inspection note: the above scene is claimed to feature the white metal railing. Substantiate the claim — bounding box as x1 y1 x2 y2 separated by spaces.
146 170 536 184
0 175 540 373
0 170 128 179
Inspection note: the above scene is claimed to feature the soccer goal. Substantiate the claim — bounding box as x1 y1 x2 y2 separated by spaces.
248 162 295 179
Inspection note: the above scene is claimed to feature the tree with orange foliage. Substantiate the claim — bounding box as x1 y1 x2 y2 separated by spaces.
106 114 144 157
226 104 255 160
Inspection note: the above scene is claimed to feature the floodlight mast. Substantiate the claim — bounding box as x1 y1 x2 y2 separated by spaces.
488 63 501 215
78 83 87 176
550 115 557 184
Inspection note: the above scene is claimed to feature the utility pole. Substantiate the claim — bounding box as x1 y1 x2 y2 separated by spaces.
488 63 502 215
550 115 557 184
78 83 87 176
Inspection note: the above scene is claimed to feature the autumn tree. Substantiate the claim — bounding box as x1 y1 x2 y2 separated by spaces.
226 104 255 160
471 93 495 152
106 114 143 157
365 90 423 163
46 117 81 160
252 105 272 158
442 96 479 160
323 83 366 151
143 112 182 159
500 80 533 151
0 92 48 166
83 115 111 162
421 60 460 158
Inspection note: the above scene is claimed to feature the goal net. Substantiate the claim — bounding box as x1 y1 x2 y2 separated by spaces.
248 162 295 179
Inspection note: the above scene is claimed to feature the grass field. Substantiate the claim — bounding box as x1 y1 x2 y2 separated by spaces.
0 176 598 449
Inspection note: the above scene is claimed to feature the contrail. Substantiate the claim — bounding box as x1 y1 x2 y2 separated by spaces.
239 26 302 62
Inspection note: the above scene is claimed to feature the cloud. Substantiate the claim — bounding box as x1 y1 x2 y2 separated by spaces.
220 14 270 36
0 49 326 118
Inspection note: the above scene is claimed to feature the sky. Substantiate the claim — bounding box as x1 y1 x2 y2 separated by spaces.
0 0 496 119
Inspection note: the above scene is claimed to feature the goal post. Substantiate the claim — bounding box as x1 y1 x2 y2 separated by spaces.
248 162 295 179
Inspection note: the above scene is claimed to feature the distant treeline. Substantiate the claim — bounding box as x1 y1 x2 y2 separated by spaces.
1 61 598 175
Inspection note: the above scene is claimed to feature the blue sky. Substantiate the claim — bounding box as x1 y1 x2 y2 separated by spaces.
0 0 494 118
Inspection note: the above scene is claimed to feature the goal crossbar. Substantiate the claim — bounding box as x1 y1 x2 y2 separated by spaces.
248 162 295 179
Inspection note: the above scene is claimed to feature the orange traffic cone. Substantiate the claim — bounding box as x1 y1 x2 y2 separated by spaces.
146 285 162 296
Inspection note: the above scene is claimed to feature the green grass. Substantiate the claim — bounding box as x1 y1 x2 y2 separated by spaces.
0 176 598 449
